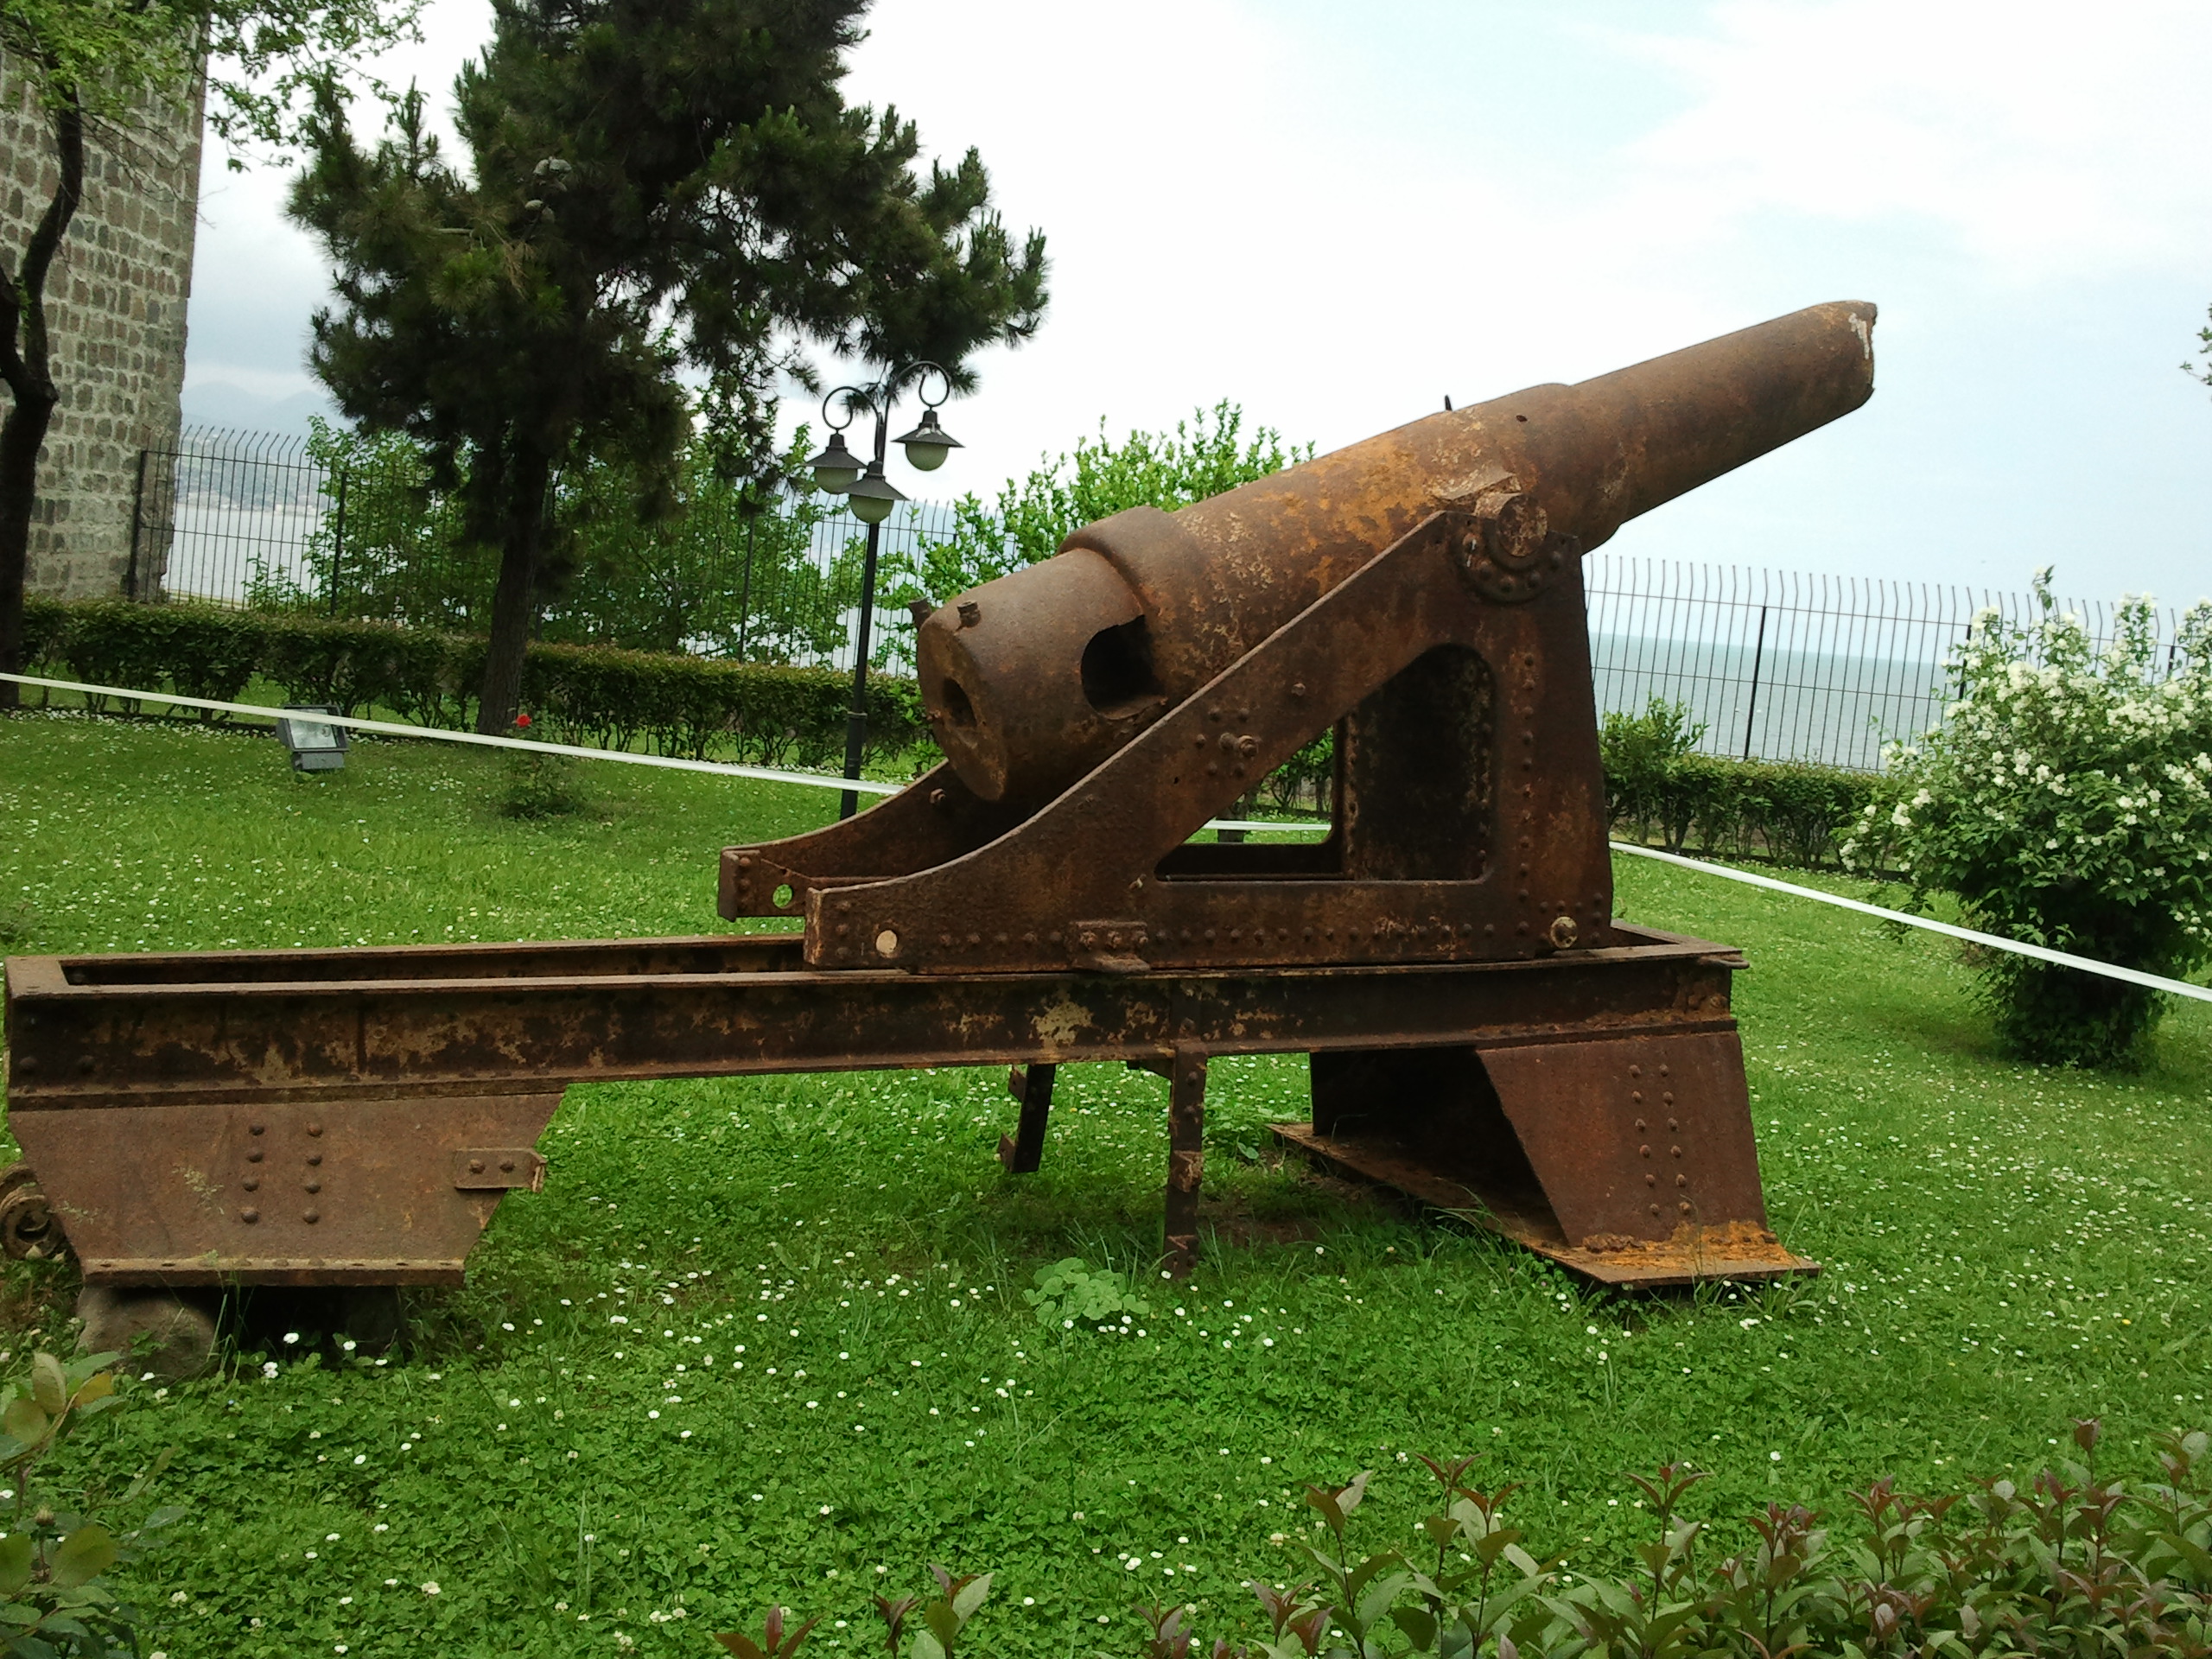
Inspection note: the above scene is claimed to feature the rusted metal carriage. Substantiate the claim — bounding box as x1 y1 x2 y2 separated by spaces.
0 301 1877 1344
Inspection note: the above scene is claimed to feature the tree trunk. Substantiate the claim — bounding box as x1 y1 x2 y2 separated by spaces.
474 448 551 733
0 393 56 711
0 87 85 712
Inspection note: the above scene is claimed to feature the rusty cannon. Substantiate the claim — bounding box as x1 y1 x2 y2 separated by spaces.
0 300 1874 1358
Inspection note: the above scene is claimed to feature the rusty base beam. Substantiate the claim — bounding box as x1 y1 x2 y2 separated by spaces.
4 927 1777 1289
1 929 1742 1109
1269 1122 1815 1287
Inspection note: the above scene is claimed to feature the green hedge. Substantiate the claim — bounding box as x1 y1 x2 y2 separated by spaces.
1608 752 1881 868
18 601 1881 862
1600 696 1884 869
17 598 928 769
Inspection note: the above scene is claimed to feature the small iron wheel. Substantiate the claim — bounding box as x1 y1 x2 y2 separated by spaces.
0 1164 63 1262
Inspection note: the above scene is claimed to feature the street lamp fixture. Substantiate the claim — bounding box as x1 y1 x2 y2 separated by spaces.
805 430 863 493
893 408 962 472
843 459 907 526
806 360 963 818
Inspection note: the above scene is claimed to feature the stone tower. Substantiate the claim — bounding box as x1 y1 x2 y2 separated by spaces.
0 60 203 599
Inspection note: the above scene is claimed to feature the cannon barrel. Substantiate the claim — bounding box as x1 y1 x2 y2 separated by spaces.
918 299 1876 806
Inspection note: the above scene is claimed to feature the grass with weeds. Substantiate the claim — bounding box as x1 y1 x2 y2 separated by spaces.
0 709 2209 1658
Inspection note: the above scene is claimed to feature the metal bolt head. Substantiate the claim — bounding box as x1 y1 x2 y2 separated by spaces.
307 1123 323 1137
1549 915 1579 949
1481 490 1549 563
874 929 899 959
241 1209 259 1224
468 1158 486 1174
303 1210 320 1224
500 1158 516 1173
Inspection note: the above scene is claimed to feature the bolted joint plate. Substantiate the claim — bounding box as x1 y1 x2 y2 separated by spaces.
8 1096 562 1287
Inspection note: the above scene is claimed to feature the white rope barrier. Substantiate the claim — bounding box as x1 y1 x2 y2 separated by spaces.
1611 840 2212 1005
11 669 2203 1000
0 671 903 793
0 671 1334 831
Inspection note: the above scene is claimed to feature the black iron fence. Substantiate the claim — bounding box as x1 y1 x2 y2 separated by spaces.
1584 556 2187 772
132 427 960 672
125 427 2190 770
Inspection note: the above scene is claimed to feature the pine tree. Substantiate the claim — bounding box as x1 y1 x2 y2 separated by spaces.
289 0 1049 732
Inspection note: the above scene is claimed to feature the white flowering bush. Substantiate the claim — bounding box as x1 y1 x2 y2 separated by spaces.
1842 573 2212 1067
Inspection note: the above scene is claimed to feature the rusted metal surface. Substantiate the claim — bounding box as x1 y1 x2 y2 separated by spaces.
998 1063 1056 1174
1282 1027 1811 1285
0 1163 60 1260
5 1096 562 1286
1269 1124 1808 1288
0 301 1875 1290
2 932 1787 1286
914 300 1874 809
738 517 1613 977
4 931 1739 1109
1164 1046 1208 1272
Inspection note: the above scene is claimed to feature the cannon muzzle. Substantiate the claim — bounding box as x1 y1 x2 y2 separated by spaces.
918 299 1875 806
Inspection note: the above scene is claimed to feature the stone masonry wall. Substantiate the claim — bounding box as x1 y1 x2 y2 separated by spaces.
0 55 203 599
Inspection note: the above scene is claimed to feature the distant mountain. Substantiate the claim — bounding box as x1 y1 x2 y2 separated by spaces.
178 380 341 438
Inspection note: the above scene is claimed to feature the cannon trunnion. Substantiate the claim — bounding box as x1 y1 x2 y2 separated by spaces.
3 302 1876 1303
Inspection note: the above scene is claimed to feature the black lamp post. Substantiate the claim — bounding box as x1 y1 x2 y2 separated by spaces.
804 362 963 818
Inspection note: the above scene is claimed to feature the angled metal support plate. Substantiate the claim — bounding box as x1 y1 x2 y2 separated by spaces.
8 1096 562 1287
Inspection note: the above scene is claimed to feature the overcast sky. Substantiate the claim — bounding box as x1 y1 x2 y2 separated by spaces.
181 0 2212 604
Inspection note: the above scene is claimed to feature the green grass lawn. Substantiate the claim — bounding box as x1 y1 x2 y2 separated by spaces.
2 709 2209 1659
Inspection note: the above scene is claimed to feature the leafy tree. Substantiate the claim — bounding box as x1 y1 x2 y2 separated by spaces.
2190 302 2212 390
546 427 847 660
252 414 849 658
0 0 421 709
1844 572 2212 1067
289 0 1048 733
878 400 1313 634
243 415 484 625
